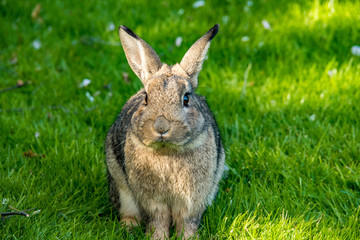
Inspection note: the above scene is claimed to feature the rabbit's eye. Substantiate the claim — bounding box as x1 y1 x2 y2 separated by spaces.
183 93 190 107
144 93 148 105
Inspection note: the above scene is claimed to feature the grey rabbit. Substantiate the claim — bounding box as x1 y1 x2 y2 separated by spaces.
105 24 225 239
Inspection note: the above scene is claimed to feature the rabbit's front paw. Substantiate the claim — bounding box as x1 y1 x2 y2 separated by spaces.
120 215 140 228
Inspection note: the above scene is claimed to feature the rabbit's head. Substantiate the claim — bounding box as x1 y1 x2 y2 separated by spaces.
119 25 219 150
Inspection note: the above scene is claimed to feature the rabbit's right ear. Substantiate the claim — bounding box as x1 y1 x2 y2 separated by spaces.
119 25 162 85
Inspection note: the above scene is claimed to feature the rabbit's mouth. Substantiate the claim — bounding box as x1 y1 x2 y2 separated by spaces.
146 132 189 149
148 140 181 151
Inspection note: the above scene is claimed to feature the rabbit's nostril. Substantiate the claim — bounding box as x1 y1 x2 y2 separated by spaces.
154 116 170 135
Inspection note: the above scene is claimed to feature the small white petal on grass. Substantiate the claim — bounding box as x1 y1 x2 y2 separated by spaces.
244 1 253 12
35 132 40 138
193 0 205 8
175 36 183 47
10 56 18 65
79 78 91 88
31 210 41 215
241 36 250 42
351 45 360 56
32 40 41 49
94 90 101 96
86 92 94 102
300 98 305 104
122 72 130 83
107 22 115 31
320 93 324 98
261 20 271 30
2 198 9 205
258 41 264 47
309 114 316 121
327 69 337 77
222 16 230 24
287 93 291 100
177 9 184 15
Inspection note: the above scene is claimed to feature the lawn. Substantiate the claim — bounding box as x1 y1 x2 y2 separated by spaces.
1 0 360 239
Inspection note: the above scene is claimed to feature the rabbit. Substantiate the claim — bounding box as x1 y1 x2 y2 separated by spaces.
105 24 225 239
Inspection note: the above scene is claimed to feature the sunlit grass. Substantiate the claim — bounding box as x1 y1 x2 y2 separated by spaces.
1 0 360 239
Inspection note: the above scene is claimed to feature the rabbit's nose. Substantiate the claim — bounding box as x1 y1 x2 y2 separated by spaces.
154 116 170 135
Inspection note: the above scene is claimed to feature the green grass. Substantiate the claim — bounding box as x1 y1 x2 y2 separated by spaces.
1 0 360 239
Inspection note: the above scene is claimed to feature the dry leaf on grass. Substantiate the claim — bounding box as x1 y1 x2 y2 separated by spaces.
31 4 41 20
23 150 46 158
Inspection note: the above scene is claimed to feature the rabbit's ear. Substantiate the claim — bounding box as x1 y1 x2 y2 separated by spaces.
180 24 219 89
119 25 162 85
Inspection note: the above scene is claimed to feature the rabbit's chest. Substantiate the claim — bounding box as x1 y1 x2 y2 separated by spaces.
124 137 217 202
128 151 198 197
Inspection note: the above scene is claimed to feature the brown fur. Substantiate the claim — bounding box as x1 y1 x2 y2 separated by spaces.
106 24 224 239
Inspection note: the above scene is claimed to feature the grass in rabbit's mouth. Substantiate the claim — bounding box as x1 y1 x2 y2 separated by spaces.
1 0 360 239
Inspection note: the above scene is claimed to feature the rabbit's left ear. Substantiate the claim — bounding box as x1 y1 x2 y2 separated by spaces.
180 24 219 89
119 25 162 85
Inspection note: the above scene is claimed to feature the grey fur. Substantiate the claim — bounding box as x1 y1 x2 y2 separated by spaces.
106 25 224 239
